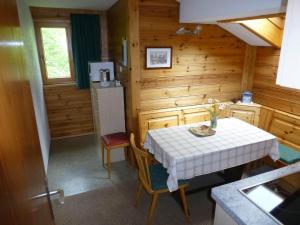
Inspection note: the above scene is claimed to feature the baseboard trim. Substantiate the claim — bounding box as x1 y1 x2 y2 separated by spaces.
51 132 96 140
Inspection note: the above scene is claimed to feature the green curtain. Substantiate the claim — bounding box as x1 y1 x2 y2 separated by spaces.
71 14 101 89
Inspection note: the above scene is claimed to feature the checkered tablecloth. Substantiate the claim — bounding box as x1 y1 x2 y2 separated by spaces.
143 118 279 191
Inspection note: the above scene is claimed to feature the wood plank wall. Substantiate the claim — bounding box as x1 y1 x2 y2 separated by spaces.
31 7 107 138
107 0 141 134
107 0 132 131
253 47 300 116
139 0 246 111
44 84 94 138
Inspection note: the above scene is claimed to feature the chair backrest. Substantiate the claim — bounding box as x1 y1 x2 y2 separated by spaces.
130 133 153 193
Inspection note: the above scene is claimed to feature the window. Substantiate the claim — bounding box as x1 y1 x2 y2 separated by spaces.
36 22 74 84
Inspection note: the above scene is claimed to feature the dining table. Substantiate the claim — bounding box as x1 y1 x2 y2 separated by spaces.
143 117 280 192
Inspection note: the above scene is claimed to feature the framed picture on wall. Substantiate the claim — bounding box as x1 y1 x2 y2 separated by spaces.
146 47 172 69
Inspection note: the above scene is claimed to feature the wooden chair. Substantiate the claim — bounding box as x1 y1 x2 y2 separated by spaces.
101 132 130 178
130 133 190 225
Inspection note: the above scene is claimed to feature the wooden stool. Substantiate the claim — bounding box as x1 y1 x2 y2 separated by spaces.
101 132 130 178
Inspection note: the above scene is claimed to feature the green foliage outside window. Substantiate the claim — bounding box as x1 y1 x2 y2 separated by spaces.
41 27 71 79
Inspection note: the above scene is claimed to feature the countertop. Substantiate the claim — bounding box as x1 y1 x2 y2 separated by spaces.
91 81 122 89
211 163 300 225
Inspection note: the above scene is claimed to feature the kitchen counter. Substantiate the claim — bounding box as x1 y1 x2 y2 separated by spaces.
91 81 122 89
212 163 300 225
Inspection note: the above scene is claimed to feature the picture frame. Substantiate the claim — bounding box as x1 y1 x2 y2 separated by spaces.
145 47 172 69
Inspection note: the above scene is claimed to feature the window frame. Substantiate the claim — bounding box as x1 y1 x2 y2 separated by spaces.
35 21 75 84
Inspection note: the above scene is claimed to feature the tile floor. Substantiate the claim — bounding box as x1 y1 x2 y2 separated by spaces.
47 134 136 197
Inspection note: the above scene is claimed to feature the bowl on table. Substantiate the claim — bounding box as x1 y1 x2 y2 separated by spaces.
189 125 216 137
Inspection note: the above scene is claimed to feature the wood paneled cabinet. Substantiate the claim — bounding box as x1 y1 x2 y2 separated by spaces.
147 116 180 130
138 102 233 144
229 103 261 126
139 110 182 144
138 102 263 144
182 108 210 125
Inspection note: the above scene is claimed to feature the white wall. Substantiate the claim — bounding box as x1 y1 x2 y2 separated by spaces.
277 0 300 90
17 0 51 171
180 0 287 23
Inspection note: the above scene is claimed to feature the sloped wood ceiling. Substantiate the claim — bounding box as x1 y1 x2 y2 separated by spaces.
240 16 284 48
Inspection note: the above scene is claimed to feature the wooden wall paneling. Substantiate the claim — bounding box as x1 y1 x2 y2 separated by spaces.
31 7 103 21
44 84 94 138
241 45 257 92
107 0 134 134
138 0 246 112
254 92 300 116
109 0 249 139
128 0 141 137
31 7 110 138
108 0 141 142
138 0 178 7
140 74 242 89
140 93 240 111
100 11 109 60
107 0 129 74
253 47 300 116
140 84 241 101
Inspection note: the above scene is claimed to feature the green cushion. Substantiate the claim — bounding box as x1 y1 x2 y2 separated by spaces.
149 164 187 190
279 144 300 164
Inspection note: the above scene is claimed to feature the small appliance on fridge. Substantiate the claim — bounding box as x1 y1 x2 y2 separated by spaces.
89 62 115 87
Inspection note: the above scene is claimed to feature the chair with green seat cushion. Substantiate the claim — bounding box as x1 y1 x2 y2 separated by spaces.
149 164 188 191
279 144 300 164
130 133 190 225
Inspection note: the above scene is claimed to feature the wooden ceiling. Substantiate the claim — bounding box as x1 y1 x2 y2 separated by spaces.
268 16 285 30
